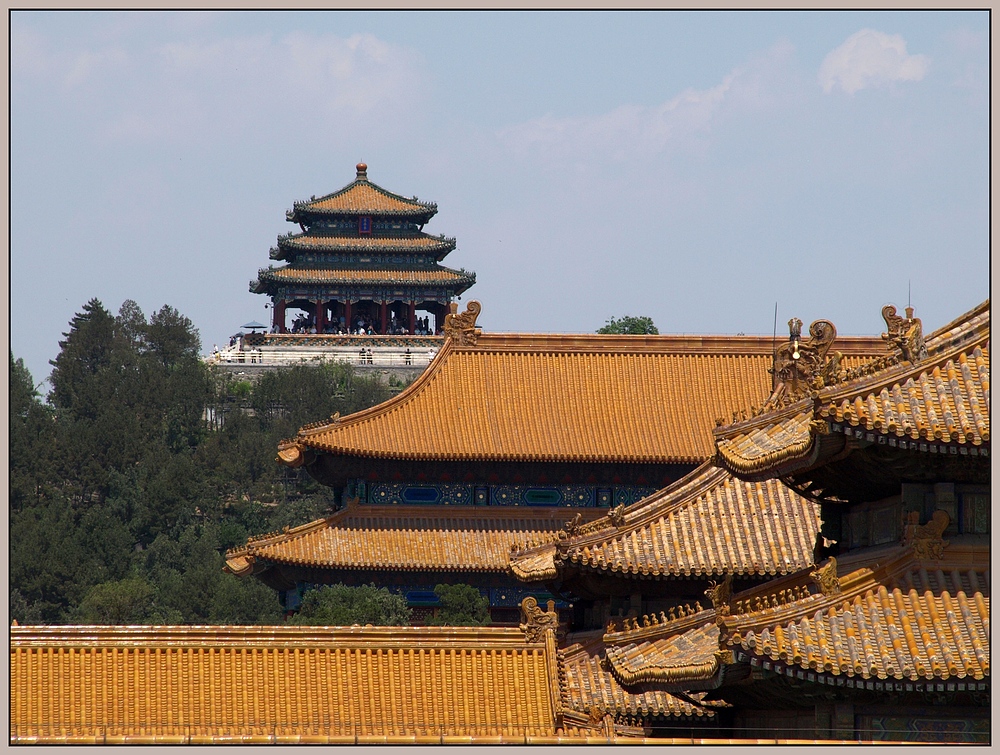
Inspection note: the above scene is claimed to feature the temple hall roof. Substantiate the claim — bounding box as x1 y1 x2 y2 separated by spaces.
277 317 885 468
598 539 989 692
510 462 820 583
10 624 560 744
558 631 721 722
715 300 990 480
287 163 437 223
225 502 608 577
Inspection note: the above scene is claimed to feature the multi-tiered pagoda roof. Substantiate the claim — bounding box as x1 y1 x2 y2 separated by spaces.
251 164 474 335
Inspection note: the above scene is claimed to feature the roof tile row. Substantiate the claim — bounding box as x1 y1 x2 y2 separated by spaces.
10 625 556 741
226 504 607 574
287 332 883 466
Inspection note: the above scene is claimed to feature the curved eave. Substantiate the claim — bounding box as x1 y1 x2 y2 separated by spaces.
603 622 725 687
713 406 818 479
240 555 510 575
562 553 807 581
252 268 475 291
508 544 561 582
298 443 704 466
275 234 456 258
608 654 723 687
289 200 436 225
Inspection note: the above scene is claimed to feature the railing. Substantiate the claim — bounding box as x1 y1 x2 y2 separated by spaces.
207 342 441 368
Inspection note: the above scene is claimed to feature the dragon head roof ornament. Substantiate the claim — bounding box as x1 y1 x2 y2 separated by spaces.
765 318 842 409
881 304 928 363
519 596 559 643
443 300 482 346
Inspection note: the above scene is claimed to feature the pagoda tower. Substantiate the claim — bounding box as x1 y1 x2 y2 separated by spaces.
251 163 475 335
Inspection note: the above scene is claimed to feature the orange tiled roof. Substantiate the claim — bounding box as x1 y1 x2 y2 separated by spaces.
282 332 883 466
280 233 454 252
558 631 720 721
716 300 990 477
604 619 724 686
598 540 989 691
259 266 472 285
294 175 436 217
10 625 559 744
225 502 608 575
511 463 820 582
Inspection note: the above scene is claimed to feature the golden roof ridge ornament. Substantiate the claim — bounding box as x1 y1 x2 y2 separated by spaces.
881 304 928 363
519 596 559 643
765 317 841 409
810 557 841 596
443 300 482 345
902 510 949 561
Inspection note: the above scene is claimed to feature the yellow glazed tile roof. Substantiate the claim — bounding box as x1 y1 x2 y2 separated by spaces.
564 464 819 578
716 300 990 477
285 332 884 466
729 547 990 683
604 620 724 687
598 541 989 690
558 631 719 720
260 267 470 285
817 343 990 444
714 407 816 476
296 178 435 217
10 625 558 744
225 503 608 575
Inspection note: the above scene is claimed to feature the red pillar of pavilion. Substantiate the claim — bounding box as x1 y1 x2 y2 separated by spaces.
344 300 353 333
315 300 325 333
273 300 286 333
380 300 388 335
408 301 416 335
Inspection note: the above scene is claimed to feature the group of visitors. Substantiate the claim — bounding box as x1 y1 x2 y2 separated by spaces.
282 311 442 336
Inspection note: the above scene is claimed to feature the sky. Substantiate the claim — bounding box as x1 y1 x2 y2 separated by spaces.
11 10 990 390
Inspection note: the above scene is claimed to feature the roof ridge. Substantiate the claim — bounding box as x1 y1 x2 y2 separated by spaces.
295 177 437 214
925 298 989 344
724 547 927 637
296 337 456 441
819 329 989 405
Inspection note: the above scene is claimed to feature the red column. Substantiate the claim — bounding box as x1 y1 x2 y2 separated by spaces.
274 300 286 333
315 300 325 333
345 300 353 333
408 301 416 335
380 300 388 335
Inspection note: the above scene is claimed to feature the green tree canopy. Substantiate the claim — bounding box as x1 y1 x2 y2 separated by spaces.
74 577 177 625
10 299 394 625
287 584 412 626
596 315 659 335
425 583 491 627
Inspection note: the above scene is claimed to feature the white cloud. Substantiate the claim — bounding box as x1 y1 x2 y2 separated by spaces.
14 26 427 145
498 73 735 160
496 41 794 165
818 29 929 95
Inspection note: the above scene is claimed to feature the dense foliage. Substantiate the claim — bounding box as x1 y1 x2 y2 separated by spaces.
287 584 412 626
596 315 659 335
425 583 492 627
10 299 394 625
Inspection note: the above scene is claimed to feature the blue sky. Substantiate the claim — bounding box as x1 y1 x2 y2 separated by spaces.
11 10 989 389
